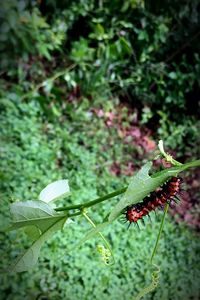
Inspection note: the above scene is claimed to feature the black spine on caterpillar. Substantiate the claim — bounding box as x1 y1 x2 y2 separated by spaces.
125 177 182 225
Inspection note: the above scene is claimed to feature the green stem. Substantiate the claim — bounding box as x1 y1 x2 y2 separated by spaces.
68 211 82 218
178 159 200 170
55 187 127 212
151 159 200 178
82 212 110 249
150 203 169 263
82 211 114 262
158 140 183 166
134 264 160 300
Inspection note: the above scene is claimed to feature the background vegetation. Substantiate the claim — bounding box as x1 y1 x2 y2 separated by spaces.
0 0 200 299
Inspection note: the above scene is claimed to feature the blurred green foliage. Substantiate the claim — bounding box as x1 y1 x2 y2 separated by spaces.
0 0 66 69
1 0 200 299
1 0 200 155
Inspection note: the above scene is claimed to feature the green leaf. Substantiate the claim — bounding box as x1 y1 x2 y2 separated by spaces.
24 225 41 241
42 79 53 93
39 179 70 203
108 162 183 221
95 23 105 35
11 216 67 272
168 72 177 79
9 213 66 233
9 200 68 271
119 37 132 55
9 200 67 234
10 200 55 221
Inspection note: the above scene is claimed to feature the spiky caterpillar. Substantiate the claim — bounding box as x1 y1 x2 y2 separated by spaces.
125 177 182 225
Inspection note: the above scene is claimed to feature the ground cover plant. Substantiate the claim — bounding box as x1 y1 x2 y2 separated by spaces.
0 0 200 299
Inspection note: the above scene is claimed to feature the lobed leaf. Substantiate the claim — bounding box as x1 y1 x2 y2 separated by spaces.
9 200 67 237
10 200 56 221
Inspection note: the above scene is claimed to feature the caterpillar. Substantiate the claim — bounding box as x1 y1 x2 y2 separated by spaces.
125 177 182 226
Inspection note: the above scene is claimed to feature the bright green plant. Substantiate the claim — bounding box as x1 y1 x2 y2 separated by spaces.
7 141 200 299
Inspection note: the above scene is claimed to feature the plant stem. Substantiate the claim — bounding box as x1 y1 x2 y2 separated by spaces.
68 211 82 217
158 140 183 166
82 211 114 263
150 203 169 263
55 187 127 212
179 159 200 170
82 212 111 250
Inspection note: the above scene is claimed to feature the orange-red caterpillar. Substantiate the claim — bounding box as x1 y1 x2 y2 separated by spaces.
125 177 182 225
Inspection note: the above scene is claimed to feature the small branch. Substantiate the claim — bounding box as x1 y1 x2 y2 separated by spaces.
82 211 111 251
150 203 169 263
21 64 76 100
55 187 127 212
179 160 200 171
82 211 115 264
